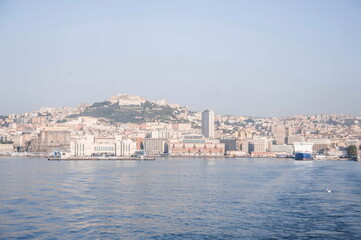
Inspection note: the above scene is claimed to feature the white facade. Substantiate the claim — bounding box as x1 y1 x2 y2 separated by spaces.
293 142 314 153
71 135 94 156
202 110 215 138
150 99 168 106
71 135 115 156
71 136 136 157
109 94 146 106
116 139 136 156
150 130 170 139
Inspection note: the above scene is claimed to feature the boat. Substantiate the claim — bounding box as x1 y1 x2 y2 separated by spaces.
294 152 312 161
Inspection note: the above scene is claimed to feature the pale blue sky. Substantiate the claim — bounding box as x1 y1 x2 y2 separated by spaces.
0 0 360 116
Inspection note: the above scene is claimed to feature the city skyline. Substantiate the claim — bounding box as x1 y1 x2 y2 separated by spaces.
1 91 359 159
1 93 360 119
1 1 360 116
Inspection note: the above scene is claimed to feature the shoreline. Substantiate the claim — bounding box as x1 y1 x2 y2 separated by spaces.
1 154 358 161
48 157 155 161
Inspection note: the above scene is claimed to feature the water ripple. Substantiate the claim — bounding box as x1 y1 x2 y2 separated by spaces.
0 157 360 239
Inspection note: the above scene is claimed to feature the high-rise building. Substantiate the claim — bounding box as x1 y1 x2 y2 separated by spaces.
202 110 215 138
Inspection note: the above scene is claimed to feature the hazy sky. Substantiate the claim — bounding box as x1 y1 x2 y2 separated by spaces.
0 0 360 117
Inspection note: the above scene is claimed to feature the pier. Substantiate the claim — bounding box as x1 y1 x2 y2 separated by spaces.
48 157 155 161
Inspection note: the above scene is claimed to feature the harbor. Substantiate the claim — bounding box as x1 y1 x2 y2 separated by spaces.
48 156 155 161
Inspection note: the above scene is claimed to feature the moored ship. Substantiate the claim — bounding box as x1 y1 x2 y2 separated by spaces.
293 142 314 161
294 152 312 161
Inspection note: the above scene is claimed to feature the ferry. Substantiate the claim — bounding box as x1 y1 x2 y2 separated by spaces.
294 152 312 161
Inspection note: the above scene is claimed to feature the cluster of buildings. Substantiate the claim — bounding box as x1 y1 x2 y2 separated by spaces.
0 94 360 159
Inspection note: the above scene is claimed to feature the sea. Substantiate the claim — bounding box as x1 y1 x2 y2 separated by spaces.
0 157 360 239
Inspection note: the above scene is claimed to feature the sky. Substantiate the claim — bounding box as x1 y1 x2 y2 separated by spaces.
0 0 360 117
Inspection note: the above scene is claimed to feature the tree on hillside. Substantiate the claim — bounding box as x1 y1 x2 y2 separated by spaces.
347 145 357 157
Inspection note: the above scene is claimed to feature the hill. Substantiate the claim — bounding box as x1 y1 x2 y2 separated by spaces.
69 100 187 124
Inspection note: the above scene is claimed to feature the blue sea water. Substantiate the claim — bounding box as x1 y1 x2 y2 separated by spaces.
0 157 360 239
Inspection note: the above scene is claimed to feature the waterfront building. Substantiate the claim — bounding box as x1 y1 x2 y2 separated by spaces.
271 144 294 155
143 138 166 156
0 143 15 153
71 135 94 156
89 137 117 156
168 142 225 157
202 110 215 138
116 139 136 156
29 130 71 153
132 137 144 151
183 134 206 143
308 138 331 154
251 138 269 153
220 138 238 152
327 147 347 158
238 140 250 153
70 136 137 157
71 135 117 156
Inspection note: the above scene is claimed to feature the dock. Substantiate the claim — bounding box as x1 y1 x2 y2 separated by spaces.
48 157 155 161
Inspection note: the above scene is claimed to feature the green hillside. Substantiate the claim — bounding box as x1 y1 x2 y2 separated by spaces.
69 101 183 123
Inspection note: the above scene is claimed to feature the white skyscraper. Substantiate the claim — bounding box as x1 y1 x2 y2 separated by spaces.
202 110 215 138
